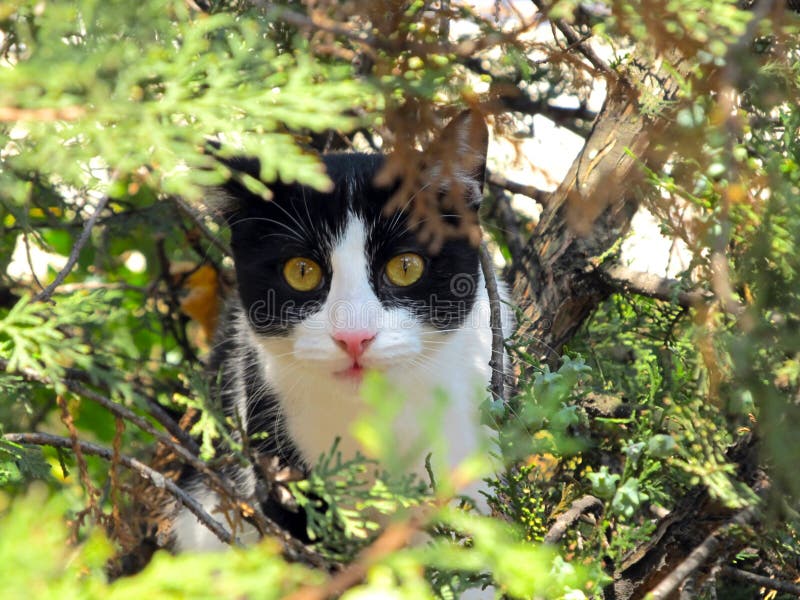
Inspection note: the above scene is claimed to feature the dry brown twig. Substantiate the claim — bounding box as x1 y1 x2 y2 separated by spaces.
57 394 104 536
284 517 423 600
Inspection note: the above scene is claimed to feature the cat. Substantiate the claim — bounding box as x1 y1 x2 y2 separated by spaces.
171 111 512 552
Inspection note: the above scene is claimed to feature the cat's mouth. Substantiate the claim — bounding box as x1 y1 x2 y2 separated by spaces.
334 361 365 381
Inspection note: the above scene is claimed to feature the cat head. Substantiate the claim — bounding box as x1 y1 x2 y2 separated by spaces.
217 112 489 383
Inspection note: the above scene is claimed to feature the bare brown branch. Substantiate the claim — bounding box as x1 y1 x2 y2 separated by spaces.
284 518 422 600
0 357 329 568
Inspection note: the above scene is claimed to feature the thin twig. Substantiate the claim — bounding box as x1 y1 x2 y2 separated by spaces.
274 8 378 54
598 264 710 308
171 196 232 257
599 264 746 314
720 566 800 597
60 364 199 454
645 506 758 599
33 195 110 303
479 243 506 403
21 229 45 292
274 5 536 68
543 494 602 544
285 517 422 600
531 0 614 76
0 357 199 456
3 431 235 546
0 105 86 122
58 395 103 522
488 183 527 272
0 358 328 568
487 171 549 204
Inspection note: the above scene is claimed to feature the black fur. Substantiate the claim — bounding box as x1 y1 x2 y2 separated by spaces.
221 153 482 334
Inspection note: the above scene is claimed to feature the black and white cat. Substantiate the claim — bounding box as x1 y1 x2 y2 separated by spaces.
172 112 512 551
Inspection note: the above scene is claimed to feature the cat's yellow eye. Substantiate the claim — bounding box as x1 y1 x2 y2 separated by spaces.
385 253 424 287
283 257 323 292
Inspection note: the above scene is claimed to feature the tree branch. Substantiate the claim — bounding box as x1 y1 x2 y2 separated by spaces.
720 566 800 597
171 195 232 257
284 518 422 600
0 358 328 568
598 264 711 308
531 0 614 77
543 494 602 544
498 94 598 135
487 171 549 205
610 435 766 600
479 244 506 403
33 195 109 303
511 77 667 366
645 507 758 599
3 431 235 546
487 184 527 273
0 358 199 456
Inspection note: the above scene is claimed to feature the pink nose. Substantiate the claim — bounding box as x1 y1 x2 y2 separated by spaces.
332 330 376 359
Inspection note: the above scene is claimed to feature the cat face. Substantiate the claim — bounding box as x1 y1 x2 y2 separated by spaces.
223 152 483 384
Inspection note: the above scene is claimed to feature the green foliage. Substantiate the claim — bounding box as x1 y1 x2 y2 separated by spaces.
0 0 367 203
1 0 800 598
0 485 321 600
0 436 51 485
293 438 429 562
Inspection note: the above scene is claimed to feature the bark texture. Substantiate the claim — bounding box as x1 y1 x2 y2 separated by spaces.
512 62 681 364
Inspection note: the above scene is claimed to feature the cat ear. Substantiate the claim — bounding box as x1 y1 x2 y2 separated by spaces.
205 145 273 226
429 110 489 207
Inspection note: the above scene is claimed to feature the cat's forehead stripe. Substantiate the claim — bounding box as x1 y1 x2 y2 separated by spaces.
329 215 372 299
